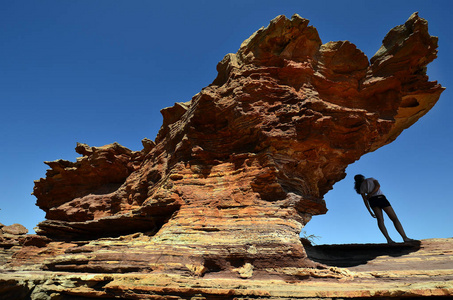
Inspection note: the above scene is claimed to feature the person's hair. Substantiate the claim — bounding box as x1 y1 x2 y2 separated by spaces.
354 174 365 194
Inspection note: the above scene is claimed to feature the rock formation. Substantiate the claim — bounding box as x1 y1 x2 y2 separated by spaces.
0 223 28 267
0 12 449 299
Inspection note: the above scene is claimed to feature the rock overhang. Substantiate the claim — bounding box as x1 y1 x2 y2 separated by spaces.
18 12 446 278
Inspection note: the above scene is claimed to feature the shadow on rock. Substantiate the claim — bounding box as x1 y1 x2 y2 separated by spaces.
304 240 421 268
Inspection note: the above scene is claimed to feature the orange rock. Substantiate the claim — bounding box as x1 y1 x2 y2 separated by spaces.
21 13 444 279
2 224 28 236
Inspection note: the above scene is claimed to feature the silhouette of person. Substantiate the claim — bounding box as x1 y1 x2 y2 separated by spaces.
354 174 415 244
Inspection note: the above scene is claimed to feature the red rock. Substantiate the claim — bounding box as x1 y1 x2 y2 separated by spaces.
22 235 52 248
33 142 145 215
2 12 444 288
2 224 28 236
0 239 451 299
29 13 444 276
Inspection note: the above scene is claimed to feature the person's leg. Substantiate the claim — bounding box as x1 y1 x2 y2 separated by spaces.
383 206 414 242
372 206 395 243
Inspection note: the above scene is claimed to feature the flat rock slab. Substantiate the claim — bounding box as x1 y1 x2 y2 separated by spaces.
0 238 451 299
306 238 453 272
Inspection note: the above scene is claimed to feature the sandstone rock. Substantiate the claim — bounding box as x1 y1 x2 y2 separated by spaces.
234 262 254 278
141 137 156 155
0 14 444 299
2 224 28 235
22 234 52 248
0 13 449 299
0 224 29 261
22 13 443 279
33 142 145 224
0 239 451 299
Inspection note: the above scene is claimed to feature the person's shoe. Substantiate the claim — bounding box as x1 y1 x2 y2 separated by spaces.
403 237 417 243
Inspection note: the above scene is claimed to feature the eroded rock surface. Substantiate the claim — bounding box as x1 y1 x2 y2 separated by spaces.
0 12 447 299
0 239 451 299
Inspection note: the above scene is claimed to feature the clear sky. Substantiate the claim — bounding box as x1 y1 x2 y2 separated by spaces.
1 0 451 245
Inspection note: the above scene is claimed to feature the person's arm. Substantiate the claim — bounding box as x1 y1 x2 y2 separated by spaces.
361 193 376 218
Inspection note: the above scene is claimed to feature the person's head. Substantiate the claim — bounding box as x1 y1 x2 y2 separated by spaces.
354 174 365 194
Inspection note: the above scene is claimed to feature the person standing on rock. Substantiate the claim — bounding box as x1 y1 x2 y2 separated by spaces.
354 174 415 244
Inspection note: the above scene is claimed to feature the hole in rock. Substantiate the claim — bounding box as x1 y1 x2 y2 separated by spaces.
401 97 419 108
203 258 223 273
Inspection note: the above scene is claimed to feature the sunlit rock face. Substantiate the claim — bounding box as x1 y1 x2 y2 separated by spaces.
27 13 443 277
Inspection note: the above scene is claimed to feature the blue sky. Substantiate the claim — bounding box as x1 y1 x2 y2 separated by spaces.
1 0 451 245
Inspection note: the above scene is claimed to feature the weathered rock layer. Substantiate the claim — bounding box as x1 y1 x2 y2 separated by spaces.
1 239 452 299
0 12 447 298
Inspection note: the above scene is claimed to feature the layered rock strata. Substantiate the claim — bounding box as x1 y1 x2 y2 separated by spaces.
0 11 445 288
0 223 28 268
0 239 452 299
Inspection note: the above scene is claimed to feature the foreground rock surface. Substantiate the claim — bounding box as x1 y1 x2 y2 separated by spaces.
0 12 447 299
0 238 451 299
